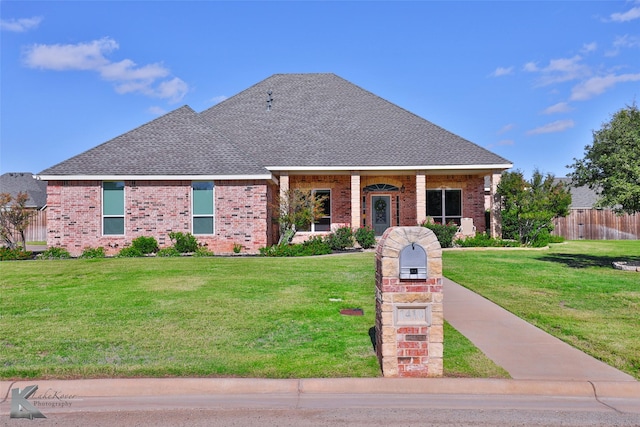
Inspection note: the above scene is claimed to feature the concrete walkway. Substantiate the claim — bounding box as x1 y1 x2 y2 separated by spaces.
444 278 636 382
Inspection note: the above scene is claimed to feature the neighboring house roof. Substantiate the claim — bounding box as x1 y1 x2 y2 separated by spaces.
39 73 512 179
0 172 48 208
555 178 600 209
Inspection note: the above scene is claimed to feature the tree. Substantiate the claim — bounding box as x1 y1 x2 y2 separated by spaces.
275 189 328 244
0 192 36 249
497 170 571 246
568 103 640 215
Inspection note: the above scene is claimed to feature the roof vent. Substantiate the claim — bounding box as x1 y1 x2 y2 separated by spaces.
266 91 273 111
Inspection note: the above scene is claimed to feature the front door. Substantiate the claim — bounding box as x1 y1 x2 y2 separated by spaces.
372 195 391 236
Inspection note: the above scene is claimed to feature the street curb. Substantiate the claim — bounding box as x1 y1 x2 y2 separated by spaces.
2 378 638 399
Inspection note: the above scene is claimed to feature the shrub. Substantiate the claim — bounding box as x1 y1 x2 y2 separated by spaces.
39 247 71 260
454 233 520 248
194 246 215 257
532 228 551 248
354 226 376 249
0 247 33 261
79 247 106 258
260 236 332 257
169 232 199 253
117 246 144 258
548 235 565 244
325 226 354 251
421 220 458 248
157 247 181 257
131 236 159 254
301 236 332 255
233 243 243 254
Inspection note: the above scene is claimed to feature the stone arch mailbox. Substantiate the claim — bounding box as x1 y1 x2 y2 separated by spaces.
375 227 443 377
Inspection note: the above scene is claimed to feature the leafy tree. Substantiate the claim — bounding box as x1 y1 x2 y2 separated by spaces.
497 170 571 246
0 192 35 249
276 189 327 243
568 103 640 215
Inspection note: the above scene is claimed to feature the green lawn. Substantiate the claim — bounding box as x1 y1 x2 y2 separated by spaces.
444 240 640 380
0 253 504 380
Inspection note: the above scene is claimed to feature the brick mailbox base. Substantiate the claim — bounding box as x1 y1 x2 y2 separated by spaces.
375 227 443 377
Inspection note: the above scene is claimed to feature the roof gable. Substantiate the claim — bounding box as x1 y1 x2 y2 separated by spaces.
40 106 269 177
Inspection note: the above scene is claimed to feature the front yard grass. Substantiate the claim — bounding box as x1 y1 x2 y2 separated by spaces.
444 240 640 380
0 253 505 380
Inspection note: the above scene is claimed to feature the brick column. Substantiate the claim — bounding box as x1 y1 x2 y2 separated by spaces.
490 172 502 238
375 227 443 377
415 172 426 224
351 172 361 229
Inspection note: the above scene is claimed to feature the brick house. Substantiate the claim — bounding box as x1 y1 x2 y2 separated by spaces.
38 74 512 256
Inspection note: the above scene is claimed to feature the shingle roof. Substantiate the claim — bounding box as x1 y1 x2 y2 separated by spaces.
200 73 511 168
40 73 511 177
0 172 48 208
555 178 600 208
40 106 269 177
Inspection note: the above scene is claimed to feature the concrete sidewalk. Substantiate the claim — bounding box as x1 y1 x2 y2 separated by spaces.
443 278 636 382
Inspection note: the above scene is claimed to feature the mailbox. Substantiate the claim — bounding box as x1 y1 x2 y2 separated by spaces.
399 242 427 280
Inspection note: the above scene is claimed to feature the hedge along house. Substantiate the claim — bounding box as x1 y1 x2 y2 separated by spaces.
38 74 512 256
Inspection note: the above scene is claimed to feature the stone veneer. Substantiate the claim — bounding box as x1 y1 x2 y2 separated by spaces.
375 226 443 377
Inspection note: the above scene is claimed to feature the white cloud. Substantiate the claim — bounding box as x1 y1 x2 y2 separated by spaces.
570 73 640 101
22 37 188 103
523 62 539 72
148 106 167 116
156 77 189 102
533 55 591 86
542 102 573 114
606 34 640 56
527 120 575 135
497 124 516 135
24 38 116 70
610 6 640 22
491 66 514 77
209 95 228 105
581 42 597 53
0 16 43 32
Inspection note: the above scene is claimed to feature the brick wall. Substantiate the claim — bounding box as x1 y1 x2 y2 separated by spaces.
361 175 417 228
46 180 272 256
425 175 486 232
290 174 352 226
287 174 486 235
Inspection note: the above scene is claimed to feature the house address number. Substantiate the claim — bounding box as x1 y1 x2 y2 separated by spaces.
394 305 432 326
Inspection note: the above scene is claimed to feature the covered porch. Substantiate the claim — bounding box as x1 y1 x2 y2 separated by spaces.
277 169 503 239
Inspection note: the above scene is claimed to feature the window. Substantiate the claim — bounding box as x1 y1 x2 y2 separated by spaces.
313 189 331 232
426 189 462 225
192 182 214 234
298 189 331 232
103 181 125 235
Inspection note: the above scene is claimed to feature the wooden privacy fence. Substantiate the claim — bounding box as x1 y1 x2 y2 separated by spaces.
552 209 640 240
9 209 47 243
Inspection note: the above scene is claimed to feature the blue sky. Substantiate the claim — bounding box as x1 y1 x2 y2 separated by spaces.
2 1 639 178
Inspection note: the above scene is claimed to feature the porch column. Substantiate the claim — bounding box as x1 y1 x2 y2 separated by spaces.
416 172 426 224
490 172 502 238
351 172 361 229
280 172 289 205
